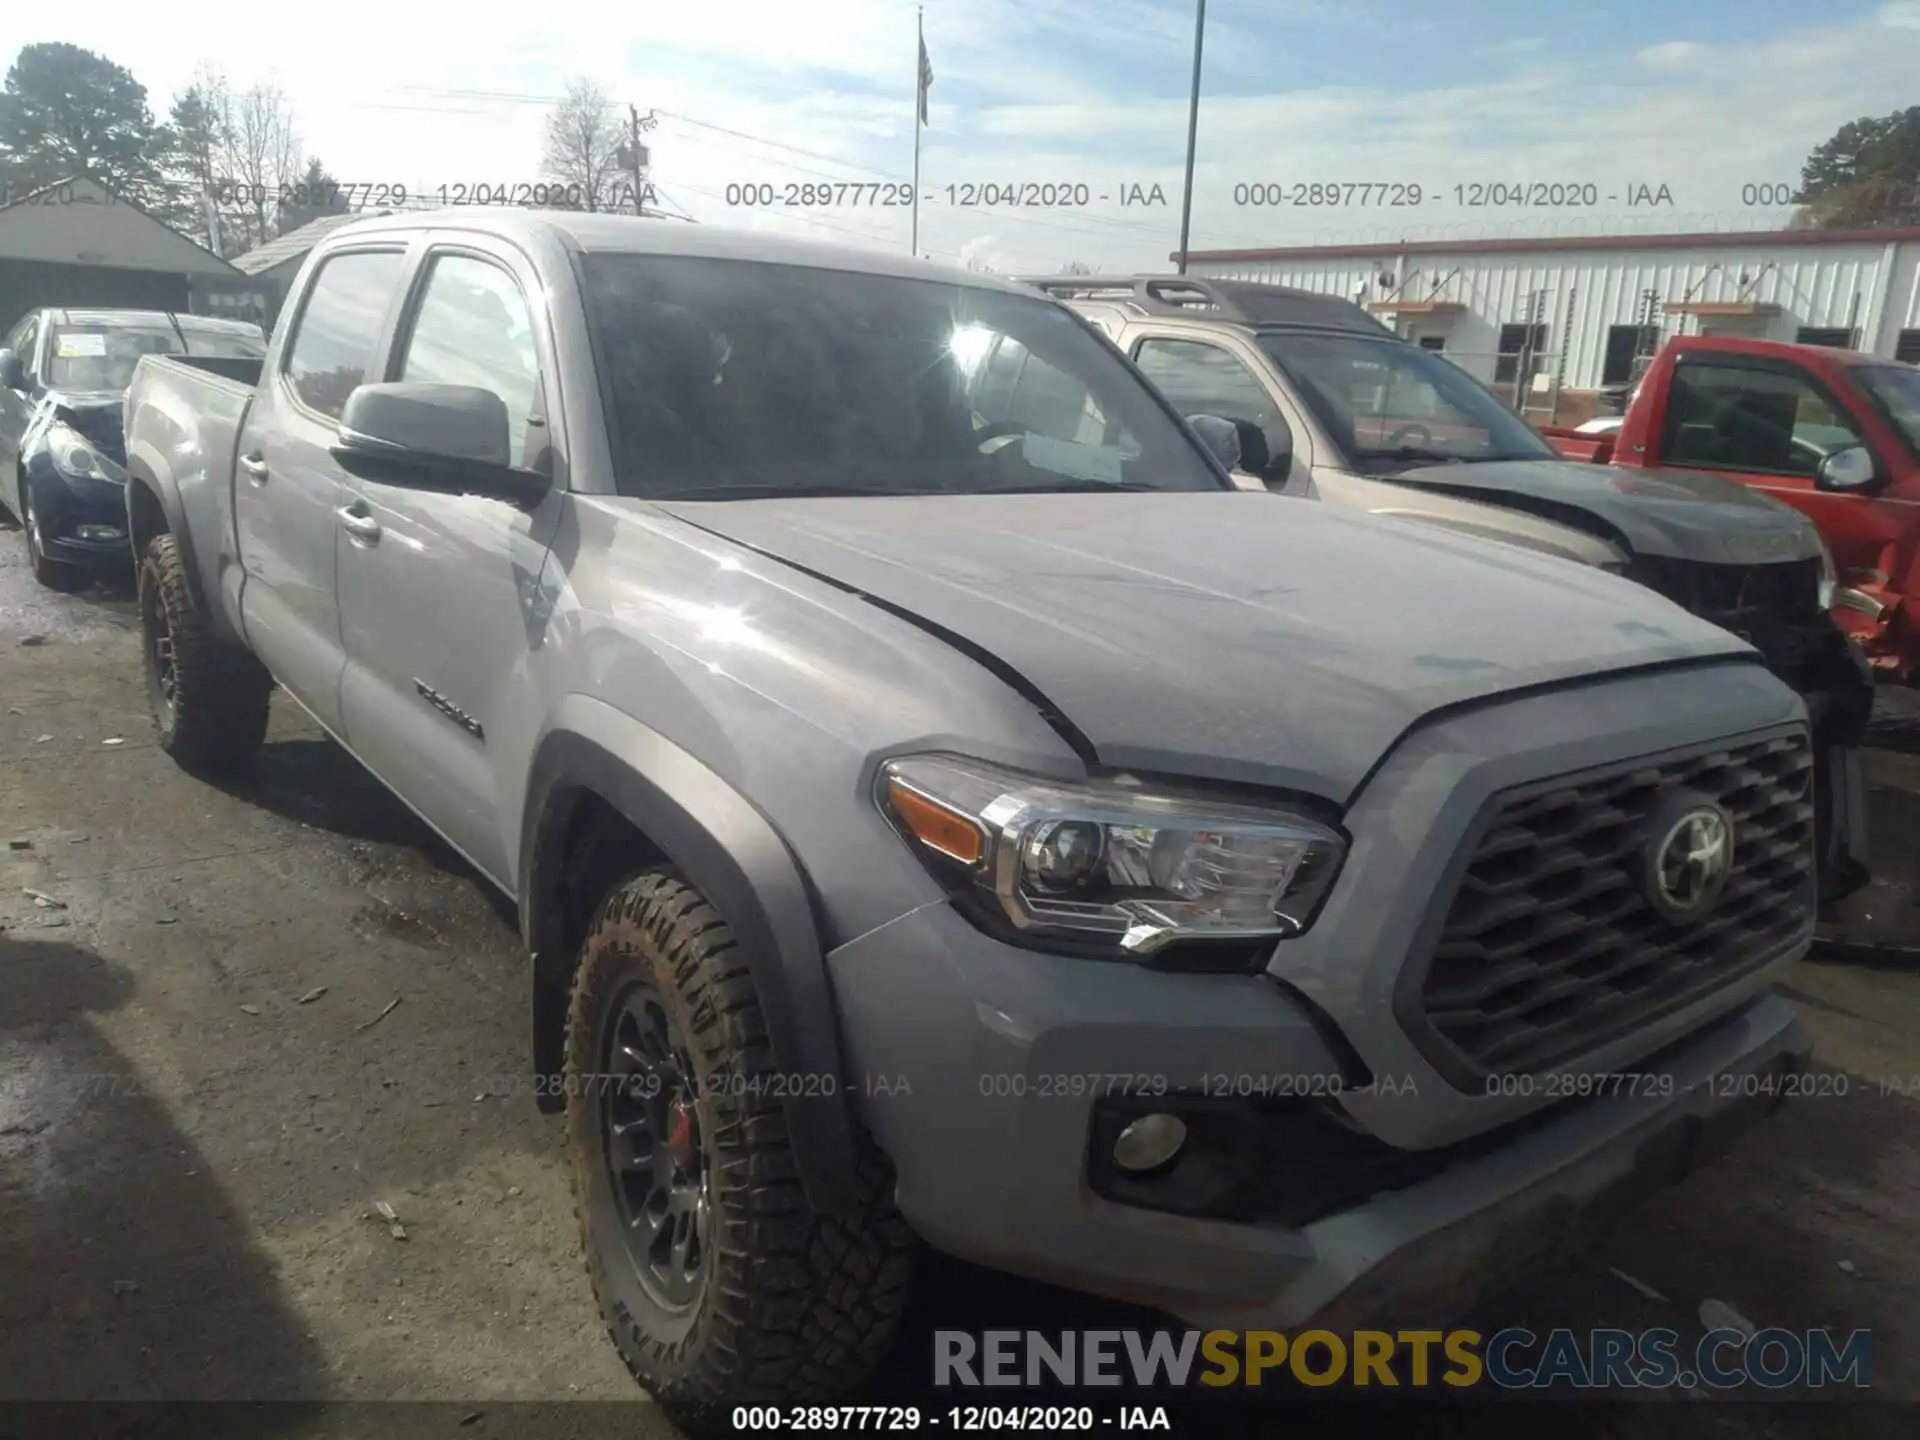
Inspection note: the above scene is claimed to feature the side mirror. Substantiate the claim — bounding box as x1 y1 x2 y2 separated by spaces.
1816 444 1881 495
1187 413 1243 472
1187 412 1292 487
331 382 548 508
0 349 24 392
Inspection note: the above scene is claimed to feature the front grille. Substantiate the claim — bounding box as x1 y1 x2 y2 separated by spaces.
1412 731 1815 1081
1630 556 1823 630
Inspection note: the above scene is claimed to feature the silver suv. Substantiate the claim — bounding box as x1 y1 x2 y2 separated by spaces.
125 213 1814 1433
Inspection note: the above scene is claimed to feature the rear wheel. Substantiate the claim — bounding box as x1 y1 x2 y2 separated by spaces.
138 532 272 774
21 488 86 593
565 868 916 1435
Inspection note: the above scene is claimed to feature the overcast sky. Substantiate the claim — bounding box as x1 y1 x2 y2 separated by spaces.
16 0 1920 271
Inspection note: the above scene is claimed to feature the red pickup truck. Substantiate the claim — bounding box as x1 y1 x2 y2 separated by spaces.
1543 336 1920 683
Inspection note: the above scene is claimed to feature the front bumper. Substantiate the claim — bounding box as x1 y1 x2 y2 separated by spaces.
827 659 1816 1326
832 897 1807 1328
24 463 131 568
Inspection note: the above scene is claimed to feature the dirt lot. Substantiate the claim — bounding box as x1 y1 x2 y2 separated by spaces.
0 531 1914 1436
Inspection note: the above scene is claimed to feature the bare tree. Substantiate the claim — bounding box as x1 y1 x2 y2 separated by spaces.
542 79 625 212
1059 259 1096 275
222 83 300 247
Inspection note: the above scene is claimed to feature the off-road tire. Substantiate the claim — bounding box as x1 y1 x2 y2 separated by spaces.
565 868 917 1434
22 487 86 593
138 532 272 773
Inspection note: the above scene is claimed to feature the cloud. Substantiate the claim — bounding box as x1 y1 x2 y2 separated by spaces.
10 2 1920 273
1485 36 1549 57
1636 40 1708 68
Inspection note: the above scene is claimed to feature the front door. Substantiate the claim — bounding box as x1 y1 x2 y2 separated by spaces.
334 242 563 888
1652 353 1905 591
235 247 409 731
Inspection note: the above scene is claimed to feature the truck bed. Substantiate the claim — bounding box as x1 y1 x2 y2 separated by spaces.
122 353 261 637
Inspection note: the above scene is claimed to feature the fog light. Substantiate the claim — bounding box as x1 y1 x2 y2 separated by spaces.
1113 1112 1187 1174
76 524 124 542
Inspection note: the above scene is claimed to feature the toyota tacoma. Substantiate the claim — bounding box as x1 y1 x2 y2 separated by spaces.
124 213 1816 1432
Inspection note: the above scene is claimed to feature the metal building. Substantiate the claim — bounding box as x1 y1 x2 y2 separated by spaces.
1178 226 1920 425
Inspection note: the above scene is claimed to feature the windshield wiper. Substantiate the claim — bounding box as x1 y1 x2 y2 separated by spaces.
973 478 1162 493
1357 446 1469 466
650 483 935 500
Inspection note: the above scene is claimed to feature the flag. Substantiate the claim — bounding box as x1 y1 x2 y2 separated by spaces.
917 31 934 126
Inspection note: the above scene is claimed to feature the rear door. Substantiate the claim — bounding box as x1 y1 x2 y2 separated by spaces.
334 238 564 887
235 245 410 731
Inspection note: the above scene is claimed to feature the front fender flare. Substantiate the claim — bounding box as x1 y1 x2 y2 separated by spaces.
519 697 861 1217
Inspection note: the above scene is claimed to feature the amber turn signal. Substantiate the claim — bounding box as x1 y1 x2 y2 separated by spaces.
885 777 986 866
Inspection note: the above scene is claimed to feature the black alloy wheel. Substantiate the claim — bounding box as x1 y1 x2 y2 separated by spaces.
600 980 712 1311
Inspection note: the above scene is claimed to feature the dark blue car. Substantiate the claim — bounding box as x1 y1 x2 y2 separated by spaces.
0 307 266 589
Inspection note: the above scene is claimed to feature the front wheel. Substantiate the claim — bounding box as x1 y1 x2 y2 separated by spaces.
21 488 87 592
565 868 916 1435
138 532 273 774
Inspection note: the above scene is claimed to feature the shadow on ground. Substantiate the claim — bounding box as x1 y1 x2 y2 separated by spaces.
0 934 327 1402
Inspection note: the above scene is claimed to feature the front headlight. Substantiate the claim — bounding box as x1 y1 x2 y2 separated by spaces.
877 754 1347 960
47 422 126 483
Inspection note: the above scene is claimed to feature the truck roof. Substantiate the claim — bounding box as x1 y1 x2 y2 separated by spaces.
311 209 1040 297
1015 274 1392 334
1665 334 1904 371
40 308 263 335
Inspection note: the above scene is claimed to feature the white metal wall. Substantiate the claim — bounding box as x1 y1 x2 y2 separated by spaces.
1188 239 1920 389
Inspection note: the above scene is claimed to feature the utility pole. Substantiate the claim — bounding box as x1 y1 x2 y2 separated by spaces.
623 104 657 215
1175 0 1207 275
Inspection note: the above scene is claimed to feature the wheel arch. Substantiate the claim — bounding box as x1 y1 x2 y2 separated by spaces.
123 449 210 616
519 699 862 1218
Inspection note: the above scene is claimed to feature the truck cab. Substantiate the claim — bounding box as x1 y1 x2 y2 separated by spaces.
1546 335 1920 684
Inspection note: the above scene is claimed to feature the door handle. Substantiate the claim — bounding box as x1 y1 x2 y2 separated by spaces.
240 453 269 484
336 504 382 545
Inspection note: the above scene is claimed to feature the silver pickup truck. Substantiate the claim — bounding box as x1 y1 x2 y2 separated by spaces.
124 212 1815 1431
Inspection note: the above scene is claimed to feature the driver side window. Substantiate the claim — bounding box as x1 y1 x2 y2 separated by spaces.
1662 363 1865 476
1132 338 1287 462
6 315 39 385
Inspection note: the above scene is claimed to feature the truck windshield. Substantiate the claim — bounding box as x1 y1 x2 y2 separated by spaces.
578 253 1224 499
46 324 265 393
1856 364 1920 457
1256 330 1558 470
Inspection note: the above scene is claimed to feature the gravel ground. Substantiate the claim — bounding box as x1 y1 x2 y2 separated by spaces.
0 527 1912 1437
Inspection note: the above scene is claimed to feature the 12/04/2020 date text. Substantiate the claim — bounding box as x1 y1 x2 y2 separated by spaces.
723 181 1169 207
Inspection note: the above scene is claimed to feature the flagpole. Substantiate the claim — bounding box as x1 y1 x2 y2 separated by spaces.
911 6 924 257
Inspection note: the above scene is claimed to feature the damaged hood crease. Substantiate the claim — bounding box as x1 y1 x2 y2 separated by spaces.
661 493 1755 803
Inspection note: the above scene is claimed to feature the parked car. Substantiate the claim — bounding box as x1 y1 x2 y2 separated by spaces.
126 212 1819 1433
1540 334 1920 686
1025 275 1872 903
0 307 265 589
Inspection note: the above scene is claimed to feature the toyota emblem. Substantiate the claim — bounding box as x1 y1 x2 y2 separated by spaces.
1646 801 1736 924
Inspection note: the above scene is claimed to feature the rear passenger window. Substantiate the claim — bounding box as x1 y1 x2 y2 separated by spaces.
284 250 406 419
397 254 546 468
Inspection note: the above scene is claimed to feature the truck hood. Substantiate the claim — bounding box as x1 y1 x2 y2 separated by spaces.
1381 458 1823 567
658 492 1756 804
